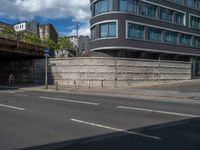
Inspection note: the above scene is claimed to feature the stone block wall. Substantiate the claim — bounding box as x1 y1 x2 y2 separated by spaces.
34 57 192 88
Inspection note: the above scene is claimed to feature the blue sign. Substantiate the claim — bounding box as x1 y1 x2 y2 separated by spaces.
44 48 49 57
44 48 49 54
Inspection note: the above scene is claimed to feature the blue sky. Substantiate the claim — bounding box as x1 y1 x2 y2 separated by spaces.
0 0 90 36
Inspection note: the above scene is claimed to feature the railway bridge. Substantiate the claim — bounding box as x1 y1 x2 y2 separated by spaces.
0 35 44 84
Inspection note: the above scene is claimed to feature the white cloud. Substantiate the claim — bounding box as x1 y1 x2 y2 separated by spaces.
68 23 90 36
0 0 91 35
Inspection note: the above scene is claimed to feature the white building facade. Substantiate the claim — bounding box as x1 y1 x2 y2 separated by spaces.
14 22 38 34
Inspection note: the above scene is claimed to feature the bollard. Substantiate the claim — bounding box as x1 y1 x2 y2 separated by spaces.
101 80 104 88
88 80 90 88
74 80 76 90
56 81 58 91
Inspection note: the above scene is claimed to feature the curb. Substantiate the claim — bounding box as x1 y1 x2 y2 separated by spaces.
19 87 200 105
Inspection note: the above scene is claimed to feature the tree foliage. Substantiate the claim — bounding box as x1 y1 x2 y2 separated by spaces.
57 36 73 50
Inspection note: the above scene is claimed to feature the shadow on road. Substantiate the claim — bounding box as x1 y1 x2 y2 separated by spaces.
0 84 44 91
21 117 200 150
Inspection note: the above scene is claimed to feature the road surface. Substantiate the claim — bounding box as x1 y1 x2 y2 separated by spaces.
0 89 200 150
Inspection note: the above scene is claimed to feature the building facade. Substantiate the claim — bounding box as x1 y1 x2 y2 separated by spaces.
79 35 90 52
39 24 58 43
90 0 200 60
14 22 38 34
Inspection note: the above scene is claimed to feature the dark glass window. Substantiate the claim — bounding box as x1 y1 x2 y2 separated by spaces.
119 0 137 13
179 34 192 46
185 0 196 8
100 22 116 38
148 27 163 42
91 26 96 40
141 2 157 18
190 16 200 29
160 8 173 22
175 12 185 25
127 23 144 39
198 0 200 9
193 37 200 48
94 0 112 16
165 31 177 44
174 0 183 4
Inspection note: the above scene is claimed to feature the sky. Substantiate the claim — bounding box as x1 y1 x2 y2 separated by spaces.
0 0 91 37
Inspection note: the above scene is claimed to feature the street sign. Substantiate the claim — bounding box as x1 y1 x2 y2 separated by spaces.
44 48 49 53
44 48 49 89
44 48 49 57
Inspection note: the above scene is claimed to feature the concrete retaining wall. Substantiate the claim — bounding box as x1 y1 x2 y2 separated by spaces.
34 57 192 88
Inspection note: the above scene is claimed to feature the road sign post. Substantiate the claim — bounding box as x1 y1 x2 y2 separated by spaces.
44 48 49 89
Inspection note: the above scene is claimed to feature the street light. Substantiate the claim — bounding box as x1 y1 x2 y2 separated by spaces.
76 24 80 57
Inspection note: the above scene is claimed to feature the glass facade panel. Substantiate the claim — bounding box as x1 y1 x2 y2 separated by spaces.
185 0 196 8
194 37 200 47
165 31 177 44
141 3 157 18
91 26 96 40
179 34 192 46
148 27 162 42
109 22 117 37
174 0 183 4
108 0 112 11
128 23 144 39
119 0 126 11
100 22 116 38
198 0 200 9
119 0 137 13
160 8 173 22
100 0 107 13
93 0 113 16
190 16 200 29
175 12 185 25
94 2 99 15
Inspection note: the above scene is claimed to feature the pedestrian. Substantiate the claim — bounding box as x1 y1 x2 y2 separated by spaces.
8 73 15 85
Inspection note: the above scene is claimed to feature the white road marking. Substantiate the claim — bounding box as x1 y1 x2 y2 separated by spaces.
0 91 16 94
0 103 26 111
15 94 27 97
39 96 100 106
71 118 161 140
117 106 200 118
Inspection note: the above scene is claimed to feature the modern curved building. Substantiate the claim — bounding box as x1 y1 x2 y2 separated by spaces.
90 0 200 63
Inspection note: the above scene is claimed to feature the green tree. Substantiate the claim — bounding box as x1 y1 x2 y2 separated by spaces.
57 36 73 50
1 26 16 39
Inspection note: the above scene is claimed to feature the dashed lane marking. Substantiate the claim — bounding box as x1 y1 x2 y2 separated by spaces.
0 103 26 111
117 106 200 118
39 96 100 106
15 94 27 97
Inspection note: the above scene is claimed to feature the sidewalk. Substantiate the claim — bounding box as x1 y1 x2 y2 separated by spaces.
4 79 198 105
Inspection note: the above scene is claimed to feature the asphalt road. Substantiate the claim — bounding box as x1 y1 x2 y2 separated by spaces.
0 89 200 150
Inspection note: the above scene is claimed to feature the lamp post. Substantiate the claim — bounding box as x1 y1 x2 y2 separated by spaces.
76 24 80 57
